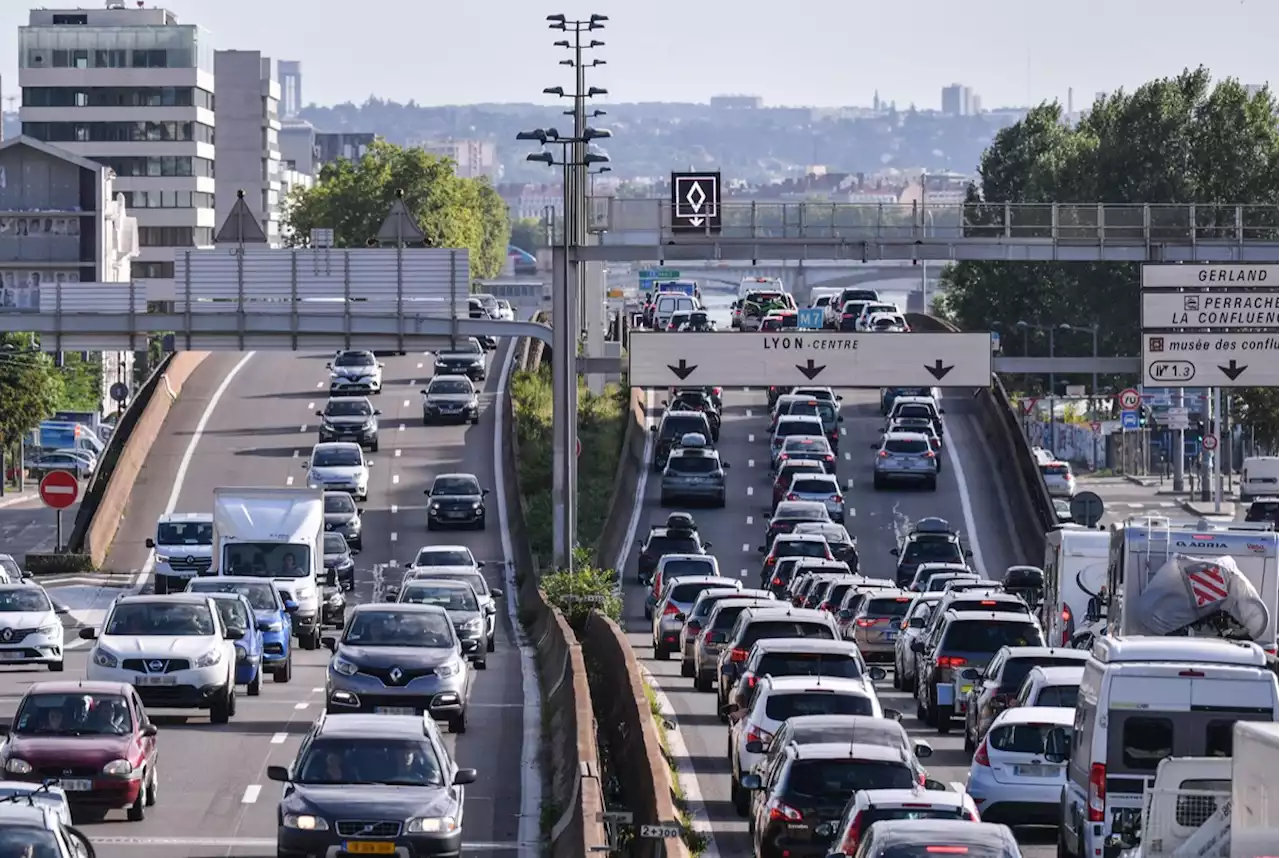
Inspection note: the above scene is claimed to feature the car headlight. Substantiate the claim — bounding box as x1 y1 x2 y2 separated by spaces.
92 647 119 669
435 660 462 679
38 623 60 638
234 645 248 662
155 555 170 564
262 620 283 632
193 648 222 668
326 592 345 607
332 656 358 676
296 586 314 601
460 618 482 633
102 759 133 776
406 816 457 833
362 420 375 430
430 503 441 512
283 814 329 831
472 502 482 510
4 759 31 775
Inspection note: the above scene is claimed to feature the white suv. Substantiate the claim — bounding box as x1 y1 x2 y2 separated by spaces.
81 594 241 723
304 442 372 501
0 584 65 672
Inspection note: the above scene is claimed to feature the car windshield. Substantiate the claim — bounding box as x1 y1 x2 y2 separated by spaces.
670 582 718 603
669 456 720 474
297 738 443 786
334 352 374 367
662 559 714 578
786 759 914 797
756 652 863 680
325 400 371 416
14 691 134 737
212 598 251 631
1041 464 1071 477
779 464 824 483
324 493 356 514
710 604 755 629
646 535 700 555
951 598 1024 614
783 436 830 453
189 580 278 611
415 571 489 596
223 543 312 578
432 477 480 495
775 503 829 521
313 447 362 467
904 538 963 563
945 621 1044 652
885 438 930 454
430 379 473 395
414 549 474 567
323 533 348 554
777 420 822 438
1001 658 1084 690
990 722 1068 754
792 477 837 494
895 404 934 420
345 611 454 646
862 807 972 829
775 540 829 558
766 691 874 720
796 524 849 544
879 845 1006 858
659 415 708 439
156 521 212 545
0 827 60 856
402 585 478 611
742 620 834 647
107 601 215 636
865 596 913 617
0 589 51 612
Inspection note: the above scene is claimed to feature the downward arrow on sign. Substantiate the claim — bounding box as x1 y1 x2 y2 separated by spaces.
924 359 954 381
795 359 826 380
667 359 697 380
1218 359 1248 381
688 217 704 226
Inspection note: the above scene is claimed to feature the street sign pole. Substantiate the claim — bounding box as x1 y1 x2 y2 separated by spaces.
55 509 62 554
1213 387 1223 512
1173 386 1185 493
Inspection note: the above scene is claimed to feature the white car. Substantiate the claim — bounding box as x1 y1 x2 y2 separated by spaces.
965 705 1074 826
865 312 910 333
303 442 372 501
80 594 241 723
0 781 72 825
0 584 65 671
495 299 515 321
856 302 901 331
52 448 97 474
327 349 384 395
403 545 499 645
1040 460 1077 498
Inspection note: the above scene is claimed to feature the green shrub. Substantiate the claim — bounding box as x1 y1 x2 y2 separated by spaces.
540 548 623 628
24 552 95 576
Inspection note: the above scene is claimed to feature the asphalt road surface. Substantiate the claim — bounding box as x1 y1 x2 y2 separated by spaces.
620 384 1055 858
7 339 539 857
0 495 81 558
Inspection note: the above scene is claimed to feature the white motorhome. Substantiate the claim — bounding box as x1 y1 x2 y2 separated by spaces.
212 487 325 649
145 512 213 595
1042 526 1112 647
1230 721 1279 858
1106 515 1278 653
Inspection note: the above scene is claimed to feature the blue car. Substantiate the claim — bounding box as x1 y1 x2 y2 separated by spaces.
206 592 266 695
185 576 296 684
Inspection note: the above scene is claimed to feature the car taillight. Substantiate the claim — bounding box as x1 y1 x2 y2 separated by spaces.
730 647 749 663
771 577 783 586
878 450 889 457
765 556 776 566
1061 603 1074 647
663 602 681 616
842 313 854 319
936 655 967 668
787 493 798 501
842 811 865 853
712 387 722 396
766 797 802 822
831 495 843 503
746 675 758 688
855 618 876 627
1088 763 1106 822
904 324 912 332
824 454 834 462
923 451 936 459
778 454 789 461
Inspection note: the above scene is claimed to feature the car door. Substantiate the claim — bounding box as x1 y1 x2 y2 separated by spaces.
129 688 157 767
973 652 1007 730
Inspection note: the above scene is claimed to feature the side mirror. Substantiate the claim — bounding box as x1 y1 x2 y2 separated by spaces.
909 617 926 628
52 602 69 615
132 723 157 739
491 587 504 598
745 739 764 754
718 702 737 717
482 488 491 495
144 537 155 549
882 707 902 722
266 765 290 782
958 667 980 681
284 600 299 613
838 416 844 422
315 410 323 417
420 389 428 395
79 627 97 641
225 627 246 640
675 613 686 622
660 400 668 407
301 462 309 469
648 425 658 434
762 513 771 520
485 603 497 615
321 636 337 652
256 619 274 632
702 542 712 549
722 462 731 469
924 777 949 791
913 739 934 759
838 609 852 620
453 768 478 785
757 546 768 554
384 592 399 602
869 443 879 449
938 408 946 414
740 773 763 790
869 667 887 681
325 363 332 369
890 548 900 556
477 561 486 568
910 640 925 653
964 550 974 558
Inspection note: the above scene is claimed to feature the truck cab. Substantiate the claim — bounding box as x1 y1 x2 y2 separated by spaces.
145 513 214 594
212 488 326 650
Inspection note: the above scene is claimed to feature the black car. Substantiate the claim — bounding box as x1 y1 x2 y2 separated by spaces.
316 397 381 451
426 473 489 531
323 491 362 550
665 391 722 439
268 712 475 858
396 578 490 668
670 385 723 412
433 340 487 381
635 516 709 584
892 517 971 588
322 531 356 592
650 411 713 471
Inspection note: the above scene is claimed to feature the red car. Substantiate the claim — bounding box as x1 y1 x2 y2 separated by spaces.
0 681 159 821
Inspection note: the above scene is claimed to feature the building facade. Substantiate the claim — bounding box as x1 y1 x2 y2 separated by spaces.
278 59 301 119
412 138 497 179
280 118 318 177
214 50 281 244
17 5 215 299
315 131 377 166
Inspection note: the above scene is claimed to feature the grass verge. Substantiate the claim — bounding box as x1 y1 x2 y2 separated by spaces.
643 681 709 858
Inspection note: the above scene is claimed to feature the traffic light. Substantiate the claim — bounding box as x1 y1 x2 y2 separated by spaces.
1139 406 1150 428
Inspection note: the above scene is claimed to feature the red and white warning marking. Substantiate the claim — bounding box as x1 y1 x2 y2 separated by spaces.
1187 564 1228 608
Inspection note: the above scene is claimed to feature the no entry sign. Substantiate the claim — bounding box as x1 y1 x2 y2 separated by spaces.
39 470 80 510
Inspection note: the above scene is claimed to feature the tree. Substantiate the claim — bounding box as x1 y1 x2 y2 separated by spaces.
0 336 64 459
281 141 508 279
509 217 544 253
936 68 1278 395
1231 388 1278 451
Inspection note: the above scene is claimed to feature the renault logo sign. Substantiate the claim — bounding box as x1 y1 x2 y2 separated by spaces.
0 629 11 642
389 666 403 684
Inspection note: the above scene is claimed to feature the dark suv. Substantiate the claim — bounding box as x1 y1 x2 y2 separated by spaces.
912 610 1045 733
741 741 917 858
650 411 713 471
635 521 709 584
716 607 838 713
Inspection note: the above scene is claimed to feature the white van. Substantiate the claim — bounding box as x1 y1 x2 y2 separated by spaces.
654 294 696 330
1041 526 1111 647
1241 456 1279 502
1049 637 1279 858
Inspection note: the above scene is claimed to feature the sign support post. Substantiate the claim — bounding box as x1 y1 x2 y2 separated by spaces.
55 510 62 554
1173 387 1185 493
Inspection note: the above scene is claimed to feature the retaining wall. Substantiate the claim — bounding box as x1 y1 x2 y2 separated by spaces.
593 387 649 571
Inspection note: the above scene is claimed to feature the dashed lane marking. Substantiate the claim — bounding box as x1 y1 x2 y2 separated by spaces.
746 516 753 525
403 399 411 407
395 449 402 457
292 449 299 458
299 424 307 432
391 504 399 514
844 452 851 461
306 402 314 410
740 569 748 577
312 687 324 693
742 543 750 552
391 532 399 542
748 433 755 442
270 733 288 744
409 380 416 387
315 381 324 389
392 474 400 485
417 362 424 369
293 702 309 710
746 486 754 496
398 424 405 432
285 476 294 486
745 409 752 418
240 785 261 804
748 459 755 468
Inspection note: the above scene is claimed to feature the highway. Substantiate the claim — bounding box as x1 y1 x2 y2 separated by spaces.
4 340 539 857
620 375 1054 858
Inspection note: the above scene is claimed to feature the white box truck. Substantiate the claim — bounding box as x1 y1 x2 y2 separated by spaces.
212 487 325 650
1041 525 1112 648
1231 721 1279 858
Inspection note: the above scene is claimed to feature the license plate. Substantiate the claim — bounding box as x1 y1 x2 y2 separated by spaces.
343 842 396 855
375 706 415 716
135 675 177 686
883 631 896 640
0 651 26 660
1015 764 1054 777
959 684 973 695
445 512 467 518
57 779 93 792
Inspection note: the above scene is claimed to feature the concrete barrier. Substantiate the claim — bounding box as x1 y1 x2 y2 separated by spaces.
502 340 607 858
82 351 210 569
904 313 1053 560
593 387 649 572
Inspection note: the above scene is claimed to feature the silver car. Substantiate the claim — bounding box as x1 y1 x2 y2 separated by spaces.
421 375 480 425
691 596 775 692
304 442 372 501
1040 461 1077 498
660 444 730 507
894 593 944 691
770 415 826 461
652 575 726 660
316 396 380 451
782 471 845 521
872 432 938 491
322 490 362 549
774 434 836 475
680 586 765 677
327 349 383 395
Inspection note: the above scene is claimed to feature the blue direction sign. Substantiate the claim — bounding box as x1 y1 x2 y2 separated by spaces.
797 308 825 330
1121 410 1140 430
990 331 1001 352
639 268 680 291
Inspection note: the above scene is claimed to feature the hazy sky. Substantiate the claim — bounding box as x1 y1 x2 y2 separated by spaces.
1 0 1276 109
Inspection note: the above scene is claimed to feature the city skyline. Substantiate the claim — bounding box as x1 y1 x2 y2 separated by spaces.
1 0 1276 111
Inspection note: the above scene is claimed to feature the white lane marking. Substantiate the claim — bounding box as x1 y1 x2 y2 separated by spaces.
392 474 400 485
390 532 398 542
746 486 754 496
292 449 299 458
941 391 989 578
312 687 324 693
846 478 854 490
417 362 423 369
293 702 308 710
315 381 324 389
391 504 398 514
240 785 261 804
748 433 755 442
403 399 410 407
844 452 851 461
745 409 752 418
841 427 847 436
748 459 755 468
742 543 750 552
130 352 257 594
306 402 314 410
746 516 753 525
395 449 402 457
298 424 307 432
493 333 544 858
409 380 416 387
285 476 294 486
270 733 287 744
398 424 405 432
740 569 748 578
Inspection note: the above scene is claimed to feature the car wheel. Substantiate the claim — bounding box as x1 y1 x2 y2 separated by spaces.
48 660 64 672
731 777 749 817
127 772 147 821
448 710 467 734
275 653 293 683
926 478 938 492
474 658 488 670
248 667 263 697
654 642 669 661
210 685 233 724
487 633 496 653
716 492 726 508
964 725 975 753
427 520 436 532
145 765 158 806
681 659 693 678
476 515 486 531
350 537 362 551
872 475 884 490
370 441 379 453
892 665 902 689
695 672 711 693
471 415 481 425
422 414 431 426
